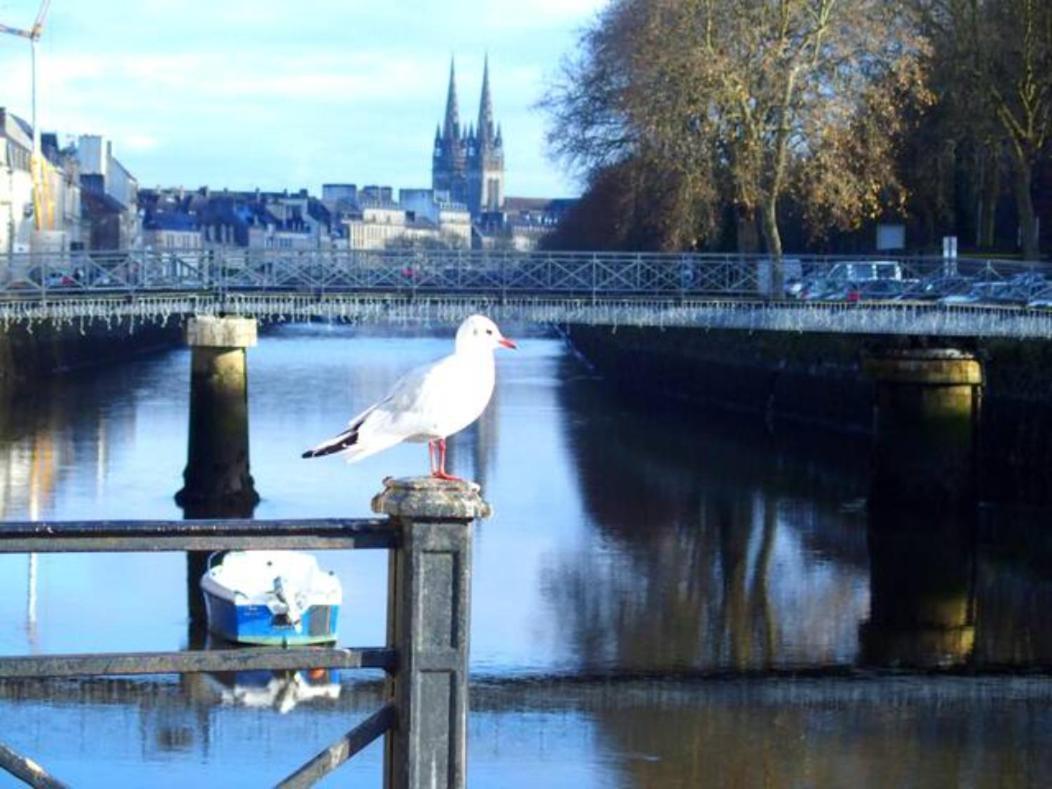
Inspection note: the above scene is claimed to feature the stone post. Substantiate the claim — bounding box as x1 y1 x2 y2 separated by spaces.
371 477 490 789
863 349 983 513
175 316 260 629
175 315 260 512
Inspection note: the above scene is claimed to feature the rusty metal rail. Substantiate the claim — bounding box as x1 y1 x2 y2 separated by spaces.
0 517 395 553
0 477 486 788
0 647 396 679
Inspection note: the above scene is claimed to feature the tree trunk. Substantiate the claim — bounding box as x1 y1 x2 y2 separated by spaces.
761 198 784 298
736 205 760 254
1012 154 1038 261
978 149 1000 249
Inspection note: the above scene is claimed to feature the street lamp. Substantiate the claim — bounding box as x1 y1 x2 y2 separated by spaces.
1 1 55 230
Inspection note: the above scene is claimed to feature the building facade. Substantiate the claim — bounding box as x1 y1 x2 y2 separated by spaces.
432 58 504 219
0 110 83 254
342 203 408 250
77 134 140 250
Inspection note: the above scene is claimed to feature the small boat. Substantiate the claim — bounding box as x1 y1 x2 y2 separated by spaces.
200 551 342 646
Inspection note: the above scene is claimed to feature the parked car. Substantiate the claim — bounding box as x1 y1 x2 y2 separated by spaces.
23 267 76 288
853 279 909 300
902 275 974 301
1026 286 1052 309
797 260 911 301
826 260 904 283
940 281 1026 305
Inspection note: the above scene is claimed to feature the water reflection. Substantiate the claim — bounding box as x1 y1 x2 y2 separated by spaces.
0 382 133 649
2 674 1049 788
547 363 871 672
578 677 1052 788
861 513 977 668
0 326 1050 785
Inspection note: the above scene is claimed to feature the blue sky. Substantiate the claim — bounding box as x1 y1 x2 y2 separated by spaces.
0 0 606 197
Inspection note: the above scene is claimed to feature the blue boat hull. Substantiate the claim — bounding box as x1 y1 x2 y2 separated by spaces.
203 592 340 646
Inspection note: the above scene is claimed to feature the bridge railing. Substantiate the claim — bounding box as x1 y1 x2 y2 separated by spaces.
1 249 1050 305
0 477 484 788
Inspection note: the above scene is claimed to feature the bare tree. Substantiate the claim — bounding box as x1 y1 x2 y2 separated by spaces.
965 0 1050 260
545 0 929 266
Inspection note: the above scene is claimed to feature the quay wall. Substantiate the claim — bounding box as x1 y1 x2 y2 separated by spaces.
0 319 182 394
566 325 1052 506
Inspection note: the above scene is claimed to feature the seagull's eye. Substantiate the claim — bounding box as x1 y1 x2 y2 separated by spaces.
486 329 493 335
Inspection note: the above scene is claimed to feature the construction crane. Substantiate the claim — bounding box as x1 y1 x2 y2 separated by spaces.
1 1 55 231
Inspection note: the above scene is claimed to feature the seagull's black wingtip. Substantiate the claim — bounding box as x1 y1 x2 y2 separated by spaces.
301 449 315 459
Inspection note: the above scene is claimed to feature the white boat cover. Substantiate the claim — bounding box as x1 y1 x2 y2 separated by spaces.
200 551 342 625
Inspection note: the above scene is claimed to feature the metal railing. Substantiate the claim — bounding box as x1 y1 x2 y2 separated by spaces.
1 248 1047 299
2 248 1052 336
0 478 481 788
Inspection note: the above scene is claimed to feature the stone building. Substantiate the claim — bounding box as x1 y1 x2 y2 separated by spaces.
342 201 410 250
77 134 140 250
400 188 472 248
179 188 331 250
0 110 83 254
432 57 504 219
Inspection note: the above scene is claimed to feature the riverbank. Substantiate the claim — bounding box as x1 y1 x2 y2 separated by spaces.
566 325 1052 506
0 318 184 396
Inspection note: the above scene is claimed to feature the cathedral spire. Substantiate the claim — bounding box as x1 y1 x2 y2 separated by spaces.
443 57 460 140
477 54 495 147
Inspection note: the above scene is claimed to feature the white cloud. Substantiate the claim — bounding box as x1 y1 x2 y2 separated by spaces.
481 0 607 29
121 133 160 152
0 0 598 196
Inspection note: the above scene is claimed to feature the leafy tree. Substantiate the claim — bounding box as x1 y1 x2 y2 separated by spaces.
545 0 929 268
540 155 721 251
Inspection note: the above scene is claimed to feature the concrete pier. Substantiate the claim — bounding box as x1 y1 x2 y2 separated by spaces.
175 316 260 513
372 476 490 789
863 349 983 512
174 316 259 629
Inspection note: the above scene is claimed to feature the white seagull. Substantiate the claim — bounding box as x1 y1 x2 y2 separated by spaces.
302 315 517 480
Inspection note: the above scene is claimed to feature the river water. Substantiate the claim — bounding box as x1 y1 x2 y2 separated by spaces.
0 322 1050 787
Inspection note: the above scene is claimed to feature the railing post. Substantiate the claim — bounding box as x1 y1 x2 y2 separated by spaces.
371 477 491 789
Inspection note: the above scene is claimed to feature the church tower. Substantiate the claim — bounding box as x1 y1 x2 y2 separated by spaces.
467 55 505 217
432 59 469 206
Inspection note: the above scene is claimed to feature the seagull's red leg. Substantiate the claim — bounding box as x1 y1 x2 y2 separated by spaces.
427 439 438 475
432 437 463 481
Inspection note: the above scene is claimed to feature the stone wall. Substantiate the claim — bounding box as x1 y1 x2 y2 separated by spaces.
0 319 182 395
567 325 876 432
567 325 1052 507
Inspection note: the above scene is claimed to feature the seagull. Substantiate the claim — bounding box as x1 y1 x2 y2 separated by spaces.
301 315 516 480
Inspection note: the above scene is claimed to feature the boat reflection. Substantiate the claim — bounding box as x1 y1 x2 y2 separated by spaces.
202 669 341 715
196 634 342 714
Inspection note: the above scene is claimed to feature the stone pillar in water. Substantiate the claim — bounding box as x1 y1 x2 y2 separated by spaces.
175 316 260 512
175 315 260 630
863 348 983 513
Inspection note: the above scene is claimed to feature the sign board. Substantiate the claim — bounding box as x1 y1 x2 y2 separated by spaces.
942 235 958 275
876 223 905 251
942 235 958 259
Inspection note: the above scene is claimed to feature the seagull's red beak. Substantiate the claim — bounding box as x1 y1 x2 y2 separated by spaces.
498 337 517 350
